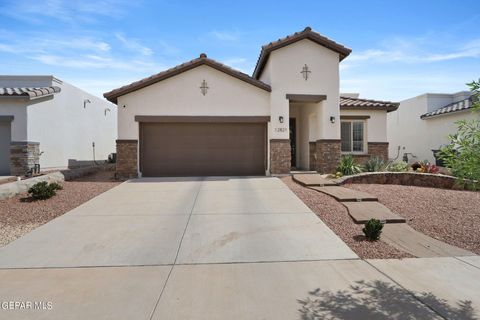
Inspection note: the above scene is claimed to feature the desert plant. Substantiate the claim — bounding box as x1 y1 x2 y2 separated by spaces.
49 182 63 191
439 80 480 189
336 155 362 176
386 161 409 172
364 157 386 172
362 219 384 241
28 181 63 200
412 160 439 174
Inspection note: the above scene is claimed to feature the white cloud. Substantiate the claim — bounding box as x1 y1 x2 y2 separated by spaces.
32 53 160 71
345 37 480 66
209 30 240 42
115 33 153 56
1 0 134 24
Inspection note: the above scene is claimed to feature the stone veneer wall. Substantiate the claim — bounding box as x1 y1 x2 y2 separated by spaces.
270 139 291 174
336 172 478 191
309 142 316 171
368 142 389 161
116 140 138 179
315 139 341 174
350 142 389 165
10 141 40 176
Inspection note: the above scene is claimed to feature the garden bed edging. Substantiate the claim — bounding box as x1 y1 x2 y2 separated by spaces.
335 172 477 191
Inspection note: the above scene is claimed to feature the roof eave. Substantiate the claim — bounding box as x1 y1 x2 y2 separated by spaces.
104 57 271 104
340 105 399 113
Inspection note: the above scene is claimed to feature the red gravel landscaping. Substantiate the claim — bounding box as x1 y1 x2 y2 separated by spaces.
345 183 480 255
281 177 412 259
0 170 121 247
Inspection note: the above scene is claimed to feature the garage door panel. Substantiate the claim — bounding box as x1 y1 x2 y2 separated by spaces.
140 123 266 177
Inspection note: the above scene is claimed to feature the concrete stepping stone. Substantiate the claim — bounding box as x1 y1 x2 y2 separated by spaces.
310 186 378 202
342 201 406 224
381 224 474 258
292 174 337 187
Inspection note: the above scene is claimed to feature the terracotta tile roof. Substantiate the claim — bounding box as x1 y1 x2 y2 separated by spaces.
253 27 352 79
103 54 271 104
340 96 399 112
0 86 61 99
420 97 475 119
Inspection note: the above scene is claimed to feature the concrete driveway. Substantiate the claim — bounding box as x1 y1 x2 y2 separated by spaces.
0 177 479 319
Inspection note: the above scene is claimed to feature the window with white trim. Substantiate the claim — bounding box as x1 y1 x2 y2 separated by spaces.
341 121 365 153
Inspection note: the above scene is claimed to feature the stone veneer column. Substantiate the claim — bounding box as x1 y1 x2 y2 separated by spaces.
270 139 291 174
116 140 138 179
315 139 341 174
10 141 40 176
309 142 316 171
368 142 389 161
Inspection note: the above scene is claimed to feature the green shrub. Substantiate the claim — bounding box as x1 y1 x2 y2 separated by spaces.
336 155 362 176
386 161 409 172
362 219 384 241
28 181 63 200
49 182 63 191
364 157 386 172
439 79 480 189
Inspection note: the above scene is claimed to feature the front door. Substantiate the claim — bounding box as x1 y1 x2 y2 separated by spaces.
289 118 296 168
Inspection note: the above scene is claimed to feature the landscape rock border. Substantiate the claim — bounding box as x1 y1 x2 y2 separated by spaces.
0 164 115 200
335 172 478 191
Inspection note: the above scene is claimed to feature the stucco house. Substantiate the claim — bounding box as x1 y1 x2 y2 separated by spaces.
104 27 398 178
0 76 117 176
388 91 477 164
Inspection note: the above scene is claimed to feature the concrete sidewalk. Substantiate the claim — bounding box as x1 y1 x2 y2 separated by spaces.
0 177 478 319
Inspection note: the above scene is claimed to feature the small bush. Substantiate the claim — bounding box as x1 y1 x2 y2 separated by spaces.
28 181 63 200
362 219 384 241
386 161 409 172
336 155 362 176
49 182 63 191
364 157 386 172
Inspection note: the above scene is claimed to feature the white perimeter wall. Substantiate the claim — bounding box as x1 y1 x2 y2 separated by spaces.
27 81 117 169
117 64 270 140
388 94 479 163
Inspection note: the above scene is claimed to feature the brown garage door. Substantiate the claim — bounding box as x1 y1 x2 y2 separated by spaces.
140 122 266 177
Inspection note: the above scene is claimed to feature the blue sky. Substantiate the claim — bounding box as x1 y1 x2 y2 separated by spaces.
0 0 479 101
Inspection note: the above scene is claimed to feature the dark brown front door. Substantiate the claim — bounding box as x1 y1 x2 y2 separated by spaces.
289 118 296 168
140 122 266 177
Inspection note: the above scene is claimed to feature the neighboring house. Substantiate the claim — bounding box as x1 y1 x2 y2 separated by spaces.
104 27 398 178
0 76 117 176
388 91 478 164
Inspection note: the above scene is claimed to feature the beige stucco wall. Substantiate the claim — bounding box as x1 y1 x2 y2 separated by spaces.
340 109 388 143
117 64 271 140
259 39 341 140
388 94 479 163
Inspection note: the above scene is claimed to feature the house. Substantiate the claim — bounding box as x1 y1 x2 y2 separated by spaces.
104 27 398 178
0 76 117 176
387 91 478 164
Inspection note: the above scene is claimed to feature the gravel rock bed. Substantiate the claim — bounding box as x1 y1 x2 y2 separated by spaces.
345 183 480 255
281 177 411 259
0 171 120 247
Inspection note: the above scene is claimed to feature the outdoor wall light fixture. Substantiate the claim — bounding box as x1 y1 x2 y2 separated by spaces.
83 99 91 108
279 116 284 123
330 116 335 124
